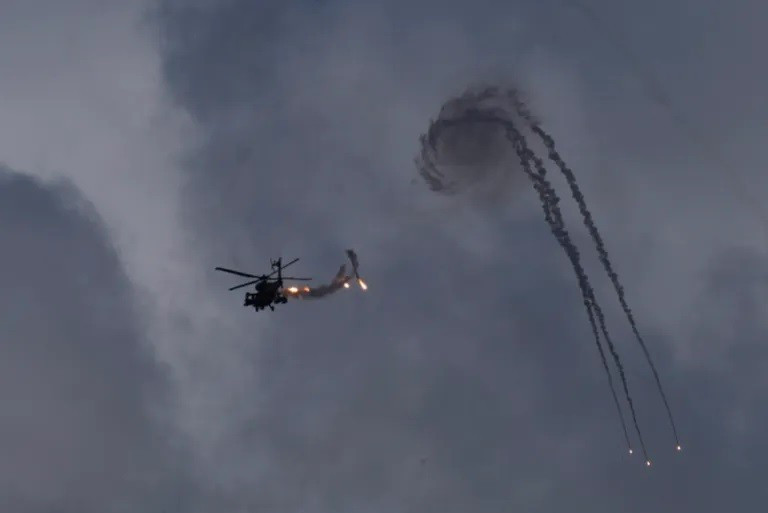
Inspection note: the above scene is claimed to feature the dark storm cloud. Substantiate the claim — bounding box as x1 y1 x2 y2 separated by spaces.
151 0 768 511
0 166 204 512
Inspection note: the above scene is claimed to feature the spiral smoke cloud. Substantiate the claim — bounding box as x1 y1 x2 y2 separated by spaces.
416 86 534 202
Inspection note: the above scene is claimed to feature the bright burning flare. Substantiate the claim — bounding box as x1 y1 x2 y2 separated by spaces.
287 286 299 293
646 460 652 467
343 282 350 289
628 449 633 455
358 278 368 290
676 445 682 452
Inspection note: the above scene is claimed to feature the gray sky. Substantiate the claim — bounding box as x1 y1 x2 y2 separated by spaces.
2 0 767 511
0 166 206 512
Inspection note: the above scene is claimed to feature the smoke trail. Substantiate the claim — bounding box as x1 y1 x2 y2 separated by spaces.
416 93 639 455
414 87 680 461
507 90 681 447
583 299 632 453
346 249 360 276
284 264 350 299
529 153 633 454
345 249 369 290
283 250 368 299
507 124 648 461
541 125 680 447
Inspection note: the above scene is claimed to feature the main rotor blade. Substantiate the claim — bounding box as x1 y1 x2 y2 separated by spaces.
215 267 259 279
281 277 312 281
229 280 260 291
218 257 300 284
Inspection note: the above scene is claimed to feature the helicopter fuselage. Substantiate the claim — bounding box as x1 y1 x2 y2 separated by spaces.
245 281 287 311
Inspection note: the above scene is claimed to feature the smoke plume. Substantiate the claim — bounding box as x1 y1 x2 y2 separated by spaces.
508 89 681 448
416 86 529 203
416 85 681 463
284 250 368 299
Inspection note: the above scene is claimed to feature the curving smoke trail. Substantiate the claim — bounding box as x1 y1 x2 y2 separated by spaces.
285 264 349 299
507 121 646 462
524 146 633 454
507 90 681 449
283 250 367 299
346 249 368 290
415 86 680 462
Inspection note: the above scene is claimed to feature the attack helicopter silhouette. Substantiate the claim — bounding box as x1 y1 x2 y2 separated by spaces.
214 257 311 311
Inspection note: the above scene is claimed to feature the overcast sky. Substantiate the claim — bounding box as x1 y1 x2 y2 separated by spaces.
2 0 767 511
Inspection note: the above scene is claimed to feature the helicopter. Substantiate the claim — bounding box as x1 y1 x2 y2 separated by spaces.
214 257 312 311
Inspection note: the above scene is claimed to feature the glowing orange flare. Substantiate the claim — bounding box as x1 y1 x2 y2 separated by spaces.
287 286 299 293
343 282 350 289
358 278 368 290
303 286 310 292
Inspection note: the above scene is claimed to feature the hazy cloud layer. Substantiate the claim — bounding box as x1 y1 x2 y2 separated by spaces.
150 0 768 511
0 166 203 512
2 0 767 510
